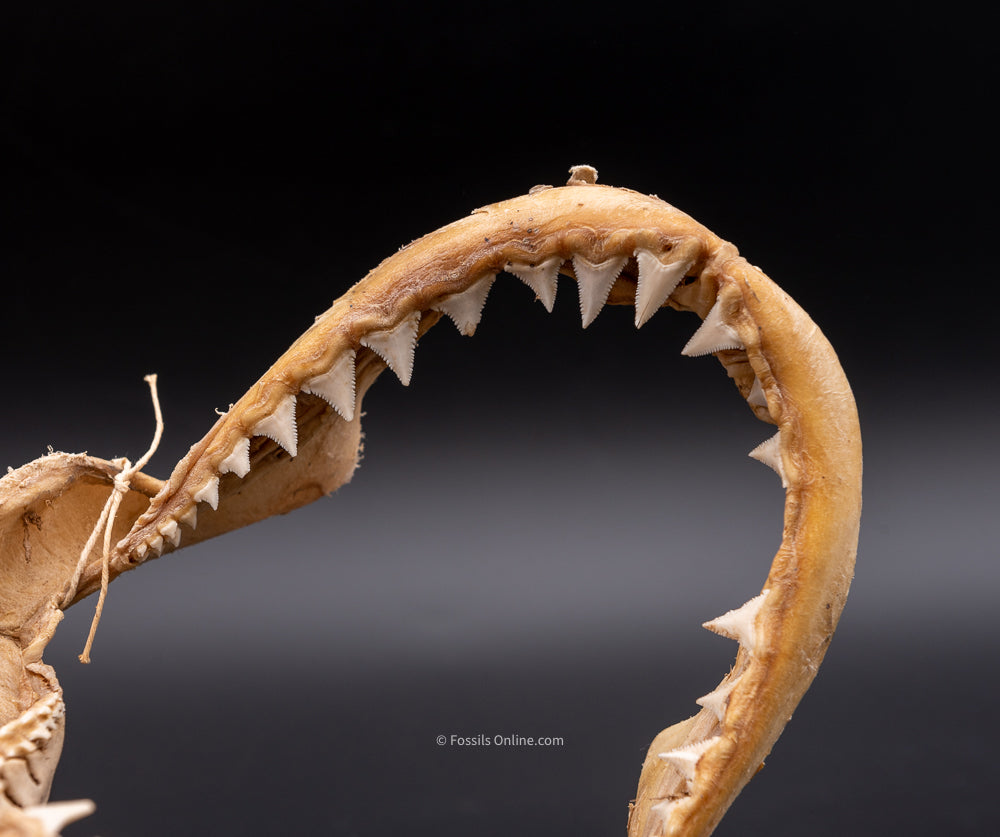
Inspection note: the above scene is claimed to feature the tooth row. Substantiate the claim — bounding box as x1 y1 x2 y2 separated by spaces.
506 246 694 328
0 694 64 761
130 242 704 562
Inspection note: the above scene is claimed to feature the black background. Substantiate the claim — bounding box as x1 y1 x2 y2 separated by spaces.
2 2 996 835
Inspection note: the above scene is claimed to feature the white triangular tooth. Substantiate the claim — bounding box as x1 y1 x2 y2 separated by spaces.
749 432 787 488
747 376 768 409
135 542 148 561
572 254 626 327
658 736 719 783
251 394 298 456
703 590 769 652
218 437 252 478
681 298 744 356
634 250 693 328
193 475 220 511
432 274 496 336
649 799 680 827
696 677 740 723
506 255 561 312
148 533 164 555
158 519 181 548
360 311 421 386
302 350 356 421
23 799 97 834
177 505 198 530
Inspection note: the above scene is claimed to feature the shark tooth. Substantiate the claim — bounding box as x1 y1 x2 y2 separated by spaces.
658 736 720 783
703 591 769 652
192 475 220 511
158 519 181 548
681 297 744 356
696 677 740 723
251 394 298 456
747 376 768 409
507 255 562 312
22 800 97 835
634 250 692 328
218 437 252 478
177 505 198 530
432 274 496 336
573 254 626 327
749 432 788 488
302 350 357 421
360 311 421 386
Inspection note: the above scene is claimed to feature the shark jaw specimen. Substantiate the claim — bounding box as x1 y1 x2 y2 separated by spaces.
0 166 861 836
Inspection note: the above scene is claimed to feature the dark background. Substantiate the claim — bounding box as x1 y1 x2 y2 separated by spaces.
2 2 996 835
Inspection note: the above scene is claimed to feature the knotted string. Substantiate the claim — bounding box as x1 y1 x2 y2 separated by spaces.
66 374 163 663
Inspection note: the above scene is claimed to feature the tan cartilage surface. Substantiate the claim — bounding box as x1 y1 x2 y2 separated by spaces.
0 166 861 836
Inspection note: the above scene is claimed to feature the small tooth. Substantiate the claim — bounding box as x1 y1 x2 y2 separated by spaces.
634 250 693 328
303 350 357 421
22 800 97 834
747 376 768 409
360 311 421 386
573 254 626 327
218 437 252 478
703 590 769 652
135 542 148 561
177 505 198 530
158 519 181 547
251 394 298 456
193 475 220 511
507 255 561 312
148 533 164 555
649 799 680 826
696 678 740 723
432 274 496 336
681 298 744 356
749 432 787 488
658 736 719 783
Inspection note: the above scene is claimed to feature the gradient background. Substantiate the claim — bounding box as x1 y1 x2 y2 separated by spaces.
2 3 996 835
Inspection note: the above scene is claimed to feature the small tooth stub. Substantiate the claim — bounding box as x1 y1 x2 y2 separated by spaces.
634 250 692 328
360 311 421 386
432 274 496 336
148 533 164 555
302 350 357 421
747 376 768 409
649 799 680 828
507 256 561 312
703 591 769 652
218 437 252 478
193 475 220 510
658 736 720 784
158 519 181 547
681 297 744 356
696 678 740 723
177 505 198 530
749 432 788 487
573 254 626 327
250 394 299 456
135 542 148 561
22 800 97 835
